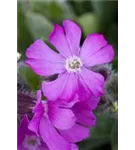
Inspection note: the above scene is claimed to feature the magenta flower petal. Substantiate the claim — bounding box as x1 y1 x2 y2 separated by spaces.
75 110 96 127
18 115 29 148
28 102 44 134
72 100 97 127
37 144 49 150
18 146 28 150
28 91 80 150
71 144 79 150
49 24 72 58
33 90 43 112
39 116 70 150
25 20 115 102
63 20 82 55
58 99 79 108
19 115 29 128
87 96 100 110
48 101 76 130
25 39 65 76
77 76 93 101
80 33 107 60
18 117 33 146
79 67 104 97
59 123 89 143
42 72 77 101
36 90 42 102
16 128 25 149
74 96 100 111
82 45 114 67
18 115 48 150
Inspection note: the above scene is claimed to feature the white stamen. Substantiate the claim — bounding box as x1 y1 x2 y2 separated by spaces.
65 56 83 72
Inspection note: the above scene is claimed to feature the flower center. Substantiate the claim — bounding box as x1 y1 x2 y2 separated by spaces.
23 135 41 150
69 60 81 69
66 56 82 72
28 139 37 145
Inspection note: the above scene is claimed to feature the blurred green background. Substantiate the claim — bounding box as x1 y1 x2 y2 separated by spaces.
17 0 118 150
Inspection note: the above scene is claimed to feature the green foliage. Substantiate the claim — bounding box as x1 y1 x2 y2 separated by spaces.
111 121 118 150
17 1 33 58
92 1 118 33
18 65 41 91
26 12 53 39
91 114 116 139
67 1 93 16
31 1 63 22
79 138 110 150
78 114 118 150
31 1 75 23
77 13 99 36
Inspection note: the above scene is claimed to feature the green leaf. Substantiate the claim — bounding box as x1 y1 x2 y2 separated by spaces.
67 1 93 16
19 0 32 12
26 12 53 39
91 114 116 139
31 1 75 23
17 1 33 59
107 24 118 71
111 122 118 150
79 114 117 149
79 139 110 150
18 65 41 91
31 1 62 22
106 73 118 97
92 1 118 33
107 24 118 56
77 13 99 36
112 56 118 71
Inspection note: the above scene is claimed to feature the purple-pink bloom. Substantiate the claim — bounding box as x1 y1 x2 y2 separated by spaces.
26 20 114 101
28 90 96 150
17 115 48 150
58 96 99 143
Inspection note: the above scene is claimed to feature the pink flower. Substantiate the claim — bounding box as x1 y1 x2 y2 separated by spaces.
58 96 99 143
17 115 48 150
28 90 98 150
26 20 114 101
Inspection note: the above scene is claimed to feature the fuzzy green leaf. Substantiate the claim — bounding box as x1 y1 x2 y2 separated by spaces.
26 12 53 40
91 114 116 139
77 13 99 36
18 65 41 91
